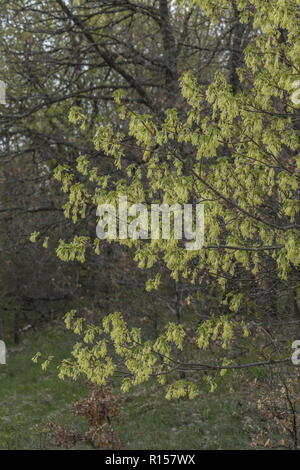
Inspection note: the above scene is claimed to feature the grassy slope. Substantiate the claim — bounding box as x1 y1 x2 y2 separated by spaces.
0 326 253 450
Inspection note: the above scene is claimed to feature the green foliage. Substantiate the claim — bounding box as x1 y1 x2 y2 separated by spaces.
36 0 300 397
47 311 193 398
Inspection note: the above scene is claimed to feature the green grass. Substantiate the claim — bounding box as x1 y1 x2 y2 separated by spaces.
0 326 254 450
120 383 253 450
0 326 86 449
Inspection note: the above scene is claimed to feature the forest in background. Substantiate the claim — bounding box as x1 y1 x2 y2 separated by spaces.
0 0 300 450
